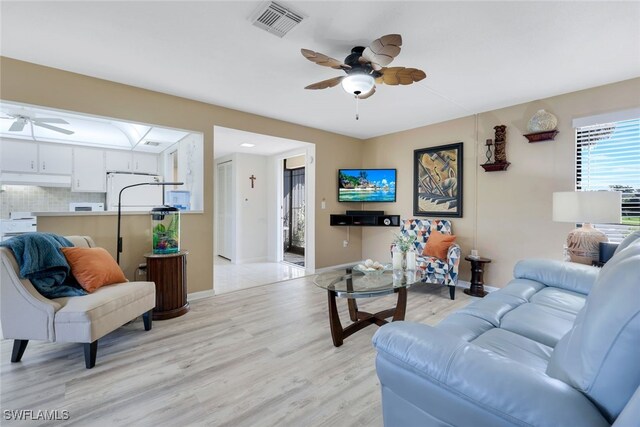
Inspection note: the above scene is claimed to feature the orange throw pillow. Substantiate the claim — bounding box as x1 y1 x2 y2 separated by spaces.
422 230 457 260
61 247 127 293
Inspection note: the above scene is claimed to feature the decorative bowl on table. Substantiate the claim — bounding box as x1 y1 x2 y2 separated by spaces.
353 259 391 276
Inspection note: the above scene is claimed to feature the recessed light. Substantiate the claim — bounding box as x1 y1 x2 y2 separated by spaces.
240 143 255 148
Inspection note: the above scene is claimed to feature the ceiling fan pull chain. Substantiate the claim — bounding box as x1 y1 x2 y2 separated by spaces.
355 93 360 120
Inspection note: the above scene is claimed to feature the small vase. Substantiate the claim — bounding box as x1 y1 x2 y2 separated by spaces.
527 109 558 132
392 247 404 270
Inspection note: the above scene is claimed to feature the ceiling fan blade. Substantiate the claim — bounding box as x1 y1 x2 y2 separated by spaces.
361 34 403 70
304 76 345 90
8 120 26 132
33 118 69 124
301 49 350 70
34 122 75 135
357 86 376 100
379 67 426 86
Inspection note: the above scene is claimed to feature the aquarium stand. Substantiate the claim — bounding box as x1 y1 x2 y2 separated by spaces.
144 251 190 320
330 212 400 227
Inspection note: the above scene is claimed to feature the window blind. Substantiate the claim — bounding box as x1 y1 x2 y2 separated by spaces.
576 117 640 242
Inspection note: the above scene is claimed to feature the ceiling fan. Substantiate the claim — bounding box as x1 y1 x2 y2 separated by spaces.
1 114 75 135
301 34 426 101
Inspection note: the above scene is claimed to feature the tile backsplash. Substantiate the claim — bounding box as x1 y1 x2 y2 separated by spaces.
0 185 106 219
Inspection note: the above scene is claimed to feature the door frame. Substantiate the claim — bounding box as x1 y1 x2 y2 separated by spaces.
272 145 315 273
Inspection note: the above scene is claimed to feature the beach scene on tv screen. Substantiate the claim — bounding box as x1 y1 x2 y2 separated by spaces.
339 169 396 202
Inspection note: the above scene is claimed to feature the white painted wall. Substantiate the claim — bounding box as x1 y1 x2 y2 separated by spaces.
235 153 269 263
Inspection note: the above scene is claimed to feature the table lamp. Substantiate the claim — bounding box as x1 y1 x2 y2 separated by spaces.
552 191 621 264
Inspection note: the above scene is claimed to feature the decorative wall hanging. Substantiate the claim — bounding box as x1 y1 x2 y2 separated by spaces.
524 109 559 142
481 125 511 172
414 142 463 218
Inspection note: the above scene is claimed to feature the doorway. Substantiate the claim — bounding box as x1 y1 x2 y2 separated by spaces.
283 156 305 266
216 160 233 260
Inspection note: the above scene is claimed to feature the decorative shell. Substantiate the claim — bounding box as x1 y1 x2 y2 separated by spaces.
527 109 558 132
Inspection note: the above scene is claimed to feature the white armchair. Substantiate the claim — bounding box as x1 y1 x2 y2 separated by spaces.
1 235 156 368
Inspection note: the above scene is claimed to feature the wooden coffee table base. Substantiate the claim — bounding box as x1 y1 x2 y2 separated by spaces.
327 287 407 347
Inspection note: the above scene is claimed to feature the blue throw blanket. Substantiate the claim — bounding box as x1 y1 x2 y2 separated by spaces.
0 232 86 299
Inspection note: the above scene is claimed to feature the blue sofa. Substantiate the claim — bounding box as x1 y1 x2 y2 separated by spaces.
373 231 640 426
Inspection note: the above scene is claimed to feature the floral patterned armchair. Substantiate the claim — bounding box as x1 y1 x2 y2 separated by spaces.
394 218 461 300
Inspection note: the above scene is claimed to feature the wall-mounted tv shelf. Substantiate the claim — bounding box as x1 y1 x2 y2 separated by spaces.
330 213 400 227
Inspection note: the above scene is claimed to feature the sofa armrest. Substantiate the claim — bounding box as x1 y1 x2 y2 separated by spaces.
514 259 599 295
1 248 59 341
372 322 609 427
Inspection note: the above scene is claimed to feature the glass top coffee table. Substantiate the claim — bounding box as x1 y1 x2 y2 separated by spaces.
314 267 422 347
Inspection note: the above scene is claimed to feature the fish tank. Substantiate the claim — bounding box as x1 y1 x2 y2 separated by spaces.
150 206 180 254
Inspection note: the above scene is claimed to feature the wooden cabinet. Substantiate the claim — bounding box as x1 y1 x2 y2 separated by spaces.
72 147 106 192
105 150 132 172
144 251 189 320
39 143 72 175
133 152 158 174
0 140 38 173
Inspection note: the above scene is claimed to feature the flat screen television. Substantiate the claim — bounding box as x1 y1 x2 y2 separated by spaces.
338 169 397 202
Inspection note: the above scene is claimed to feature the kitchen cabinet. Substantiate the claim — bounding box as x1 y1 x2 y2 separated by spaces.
72 147 106 192
0 140 38 173
133 152 158 174
105 150 158 174
106 150 132 172
39 143 72 175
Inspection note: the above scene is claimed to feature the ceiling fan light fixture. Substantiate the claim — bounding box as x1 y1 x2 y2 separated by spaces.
341 74 375 96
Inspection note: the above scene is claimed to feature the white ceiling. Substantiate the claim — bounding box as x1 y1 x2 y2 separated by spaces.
0 101 192 153
214 126 311 159
1 1 639 140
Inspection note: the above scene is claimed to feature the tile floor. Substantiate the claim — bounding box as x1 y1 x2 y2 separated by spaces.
214 256 309 294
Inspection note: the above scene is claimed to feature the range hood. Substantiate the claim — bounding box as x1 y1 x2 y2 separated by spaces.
0 172 71 187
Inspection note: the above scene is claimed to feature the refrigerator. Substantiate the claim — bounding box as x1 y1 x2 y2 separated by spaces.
106 172 164 211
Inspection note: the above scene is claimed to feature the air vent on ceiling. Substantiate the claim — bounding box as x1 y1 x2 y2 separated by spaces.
143 141 161 147
251 1 304 38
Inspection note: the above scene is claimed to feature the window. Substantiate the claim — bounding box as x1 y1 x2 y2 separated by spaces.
576 117 640 242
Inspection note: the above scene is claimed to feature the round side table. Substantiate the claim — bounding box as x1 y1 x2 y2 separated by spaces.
464 255 491 298
144 250 189 320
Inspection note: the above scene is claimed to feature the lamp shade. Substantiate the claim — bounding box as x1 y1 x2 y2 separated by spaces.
341 74 375 95
552 191 621 223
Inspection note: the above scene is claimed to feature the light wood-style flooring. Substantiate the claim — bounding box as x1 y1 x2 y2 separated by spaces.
0 276 472 426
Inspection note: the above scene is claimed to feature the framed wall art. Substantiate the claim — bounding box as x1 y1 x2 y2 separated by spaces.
413 142 463 218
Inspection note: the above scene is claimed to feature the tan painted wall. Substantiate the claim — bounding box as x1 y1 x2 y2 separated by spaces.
0 57 364 292
362 78 640 287
3 56 638 290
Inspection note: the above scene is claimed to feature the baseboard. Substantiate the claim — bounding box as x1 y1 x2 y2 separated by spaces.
188 289 215 301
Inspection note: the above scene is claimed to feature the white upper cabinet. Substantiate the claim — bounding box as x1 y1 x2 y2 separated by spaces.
1 140 38 173
39 143 72 175
105 150 158 174
133 152 158 174
72 147 106 192
105 150 132 172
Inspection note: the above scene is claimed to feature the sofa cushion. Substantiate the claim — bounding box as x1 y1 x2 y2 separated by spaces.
513 259 599 295
62 247 127 292
500 303 576 347
456 295 523 327
423 230 456 259
436 313 494 342
530 287 586 315
53 281 155 342
471 328 553 373
546 238 640 423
